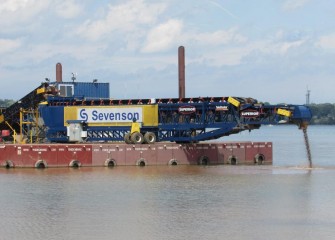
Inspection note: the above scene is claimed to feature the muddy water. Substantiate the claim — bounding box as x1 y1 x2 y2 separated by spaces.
1 125 335 240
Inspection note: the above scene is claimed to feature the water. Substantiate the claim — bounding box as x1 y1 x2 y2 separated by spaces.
224 125 335 167
1 125 335 240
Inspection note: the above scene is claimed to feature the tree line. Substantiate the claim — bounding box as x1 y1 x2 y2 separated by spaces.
0 99 15 109
308 103 335 125
0 99 334 124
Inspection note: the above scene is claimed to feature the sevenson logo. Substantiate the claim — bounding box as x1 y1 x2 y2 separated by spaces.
78 108 142 123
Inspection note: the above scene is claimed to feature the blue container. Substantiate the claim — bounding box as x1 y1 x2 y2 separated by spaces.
53 82 109 99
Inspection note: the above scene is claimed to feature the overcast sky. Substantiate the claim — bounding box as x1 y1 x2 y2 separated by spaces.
0 0 334 104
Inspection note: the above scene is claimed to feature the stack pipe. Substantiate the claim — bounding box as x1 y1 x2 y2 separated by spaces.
178 46 185 99
56 63 62 82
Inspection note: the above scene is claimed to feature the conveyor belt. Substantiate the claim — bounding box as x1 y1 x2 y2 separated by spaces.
0 83 46 132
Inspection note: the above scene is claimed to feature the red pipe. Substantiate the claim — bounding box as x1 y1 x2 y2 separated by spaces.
178 46 185 99
56 63 62 82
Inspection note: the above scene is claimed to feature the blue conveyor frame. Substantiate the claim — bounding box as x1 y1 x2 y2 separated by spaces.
39 96 312 143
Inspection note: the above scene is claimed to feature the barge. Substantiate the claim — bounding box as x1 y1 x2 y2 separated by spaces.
0 142 272 168
0 47 311 168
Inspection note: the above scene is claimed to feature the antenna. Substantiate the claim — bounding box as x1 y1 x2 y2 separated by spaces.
306 86 311 105
71 72 77 82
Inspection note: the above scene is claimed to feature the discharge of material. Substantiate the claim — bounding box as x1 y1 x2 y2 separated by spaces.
302 125 312 168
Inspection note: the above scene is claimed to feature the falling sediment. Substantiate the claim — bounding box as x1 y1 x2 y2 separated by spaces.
302 127 312 168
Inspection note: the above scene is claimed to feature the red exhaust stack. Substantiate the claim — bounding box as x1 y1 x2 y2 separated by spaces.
178 46 185 99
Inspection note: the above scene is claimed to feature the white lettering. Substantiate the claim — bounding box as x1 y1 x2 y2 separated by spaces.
135 148 148 151
68 148 82 151
241 111 259 117
78 107 143 123
32 148 48 152
166 146 179 149
178 106 196 114
216 106 228 111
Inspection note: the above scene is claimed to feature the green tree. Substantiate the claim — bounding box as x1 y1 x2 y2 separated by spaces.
0 99 15 108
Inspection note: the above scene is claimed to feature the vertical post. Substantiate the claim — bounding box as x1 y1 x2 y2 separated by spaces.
35 108 39 143
306 88 310 105
20 108 23 144
56 63 62 82
178 46 185 99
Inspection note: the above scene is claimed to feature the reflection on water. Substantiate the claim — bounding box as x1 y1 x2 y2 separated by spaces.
1 166 335 240
1 126 335 240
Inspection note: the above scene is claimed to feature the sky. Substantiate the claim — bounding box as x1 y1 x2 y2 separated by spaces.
0 0 334 104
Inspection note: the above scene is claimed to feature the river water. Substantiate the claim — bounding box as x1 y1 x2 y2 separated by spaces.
1 125 335 240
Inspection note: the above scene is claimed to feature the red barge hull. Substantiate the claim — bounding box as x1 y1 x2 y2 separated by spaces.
0 142 272 168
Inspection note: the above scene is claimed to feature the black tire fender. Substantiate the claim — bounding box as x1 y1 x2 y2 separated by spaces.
198 155 209 165
69 160 81 168
254 154 265 165
136 158 147 166
228 156 238 165
2 160 14 168
105 159 116 167
168 159 178 165
35 160 47 169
